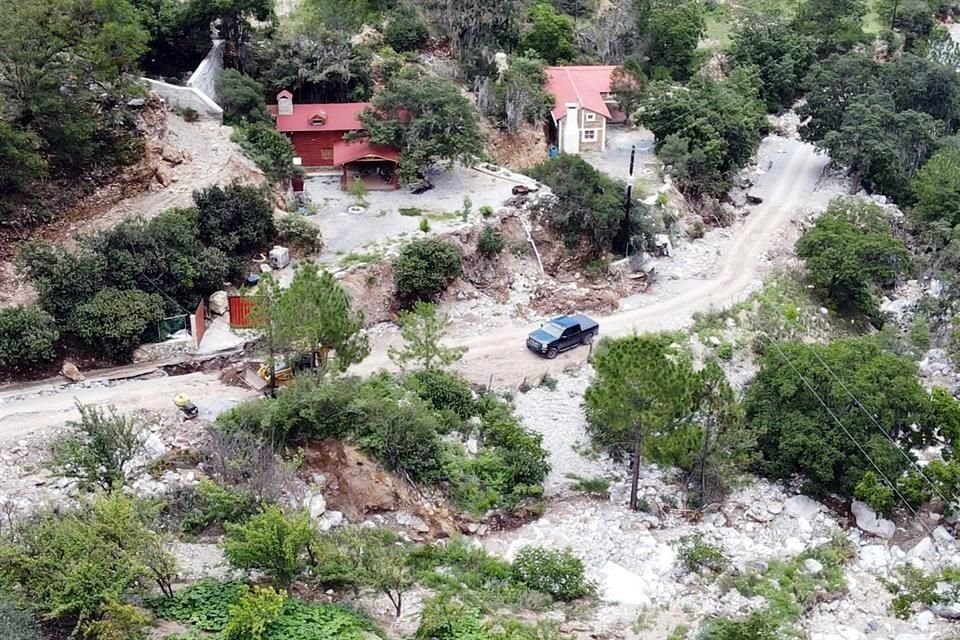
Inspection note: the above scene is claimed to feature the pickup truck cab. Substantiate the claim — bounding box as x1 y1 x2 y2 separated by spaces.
526 314 599 359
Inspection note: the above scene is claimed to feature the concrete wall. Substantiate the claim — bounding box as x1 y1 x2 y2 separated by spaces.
578 108 605 152
142 78 224 121
186 40 224 103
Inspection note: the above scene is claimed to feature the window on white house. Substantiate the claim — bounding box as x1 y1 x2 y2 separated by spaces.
582 129 597 141
585 112 597 122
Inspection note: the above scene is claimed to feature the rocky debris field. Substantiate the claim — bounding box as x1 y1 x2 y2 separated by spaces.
494 369 960 640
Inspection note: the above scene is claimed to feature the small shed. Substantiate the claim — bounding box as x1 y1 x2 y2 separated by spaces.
334 140 401 191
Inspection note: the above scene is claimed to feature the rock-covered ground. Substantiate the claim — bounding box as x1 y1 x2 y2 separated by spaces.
497 369 960 640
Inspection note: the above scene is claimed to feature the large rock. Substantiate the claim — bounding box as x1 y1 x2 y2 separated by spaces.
61 361 85 382
160 144 184 165
599 561 652 606
142 433 168 459
859 544 890 570
784 495 822 520
304 493 326 519
155 165 173 187
208 291 228 315
396 511 430 533
851 500 896 539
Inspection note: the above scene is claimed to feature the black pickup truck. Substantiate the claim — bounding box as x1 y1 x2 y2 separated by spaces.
526 314 599 359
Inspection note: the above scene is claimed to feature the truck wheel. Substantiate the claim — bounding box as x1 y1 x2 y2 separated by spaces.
581 332 594 345
546 347 558 359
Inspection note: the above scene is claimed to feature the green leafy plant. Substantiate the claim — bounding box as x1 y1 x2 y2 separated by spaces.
182 107 200 122
564 473 610 496
223 507 317 587
222 585 287 640
511 547 593 601
237 124 295 184
276 214 324 254
182 479 259 532
349 176 368 203
69 288 164 362
419 217 430 233
50 403 144 493
394 238 462 301
674 534 730 575
400 207 423 217
480 205 494 218
150 580 245 631
0 304 59 372
477 226 505 257
389 301 467 370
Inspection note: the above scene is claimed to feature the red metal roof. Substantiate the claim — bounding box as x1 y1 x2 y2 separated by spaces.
332 140 401 166
268 101 371 133
545 66 617 122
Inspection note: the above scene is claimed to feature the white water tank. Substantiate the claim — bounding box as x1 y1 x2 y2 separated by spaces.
269 245 290 269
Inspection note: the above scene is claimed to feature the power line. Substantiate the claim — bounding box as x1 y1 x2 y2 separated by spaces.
768 341 933 535
808 347 958 510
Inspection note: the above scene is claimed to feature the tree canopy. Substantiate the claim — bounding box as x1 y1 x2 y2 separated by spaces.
795 198 910 321
360 69 485 181
729 19 817 112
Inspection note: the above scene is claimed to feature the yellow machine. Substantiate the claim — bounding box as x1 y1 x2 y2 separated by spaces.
242 346 332 393
173 393 199 419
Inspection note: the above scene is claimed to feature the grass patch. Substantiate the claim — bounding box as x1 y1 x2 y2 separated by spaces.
564 473 610 497
340 251 380 267
882 564 960 619
399 207 422 216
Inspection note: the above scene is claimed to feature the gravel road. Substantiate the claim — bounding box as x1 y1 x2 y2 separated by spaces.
355 136 832 386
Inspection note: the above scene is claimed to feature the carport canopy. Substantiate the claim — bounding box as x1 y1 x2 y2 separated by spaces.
332 140 400 166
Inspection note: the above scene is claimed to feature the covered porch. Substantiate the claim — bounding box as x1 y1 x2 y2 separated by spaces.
334 140 401 191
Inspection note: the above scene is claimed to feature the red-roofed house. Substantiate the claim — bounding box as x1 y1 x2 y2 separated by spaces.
544 66 626 155
269 91 399 190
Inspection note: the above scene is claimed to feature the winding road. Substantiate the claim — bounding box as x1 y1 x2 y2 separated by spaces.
357 136 833 386
0 136 833 441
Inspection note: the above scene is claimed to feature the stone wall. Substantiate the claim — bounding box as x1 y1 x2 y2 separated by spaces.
186 40 224 103
140 40 225 121
142 79 224 121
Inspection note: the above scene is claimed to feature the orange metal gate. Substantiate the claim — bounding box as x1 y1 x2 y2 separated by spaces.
228 295 258 328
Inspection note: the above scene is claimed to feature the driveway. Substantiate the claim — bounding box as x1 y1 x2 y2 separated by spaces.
580 125 661 191
301 165 528 262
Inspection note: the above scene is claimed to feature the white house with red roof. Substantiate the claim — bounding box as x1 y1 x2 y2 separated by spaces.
269 90 400 190
544 66 626 154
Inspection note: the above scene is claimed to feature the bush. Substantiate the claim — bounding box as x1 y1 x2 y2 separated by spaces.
222 585 287 640
217 69 271 126
237 124 294 184
182 107 199 122
0 595 43 640
182 480 259 532
407 369 476 419
16 241 106 321
419 217 430 233
0 494 176 636
276 214 324 254
69 288 165 361
480 205 494 218
223 507 317 587
394 238 462 301
0 304 59 371
50 403 144 493
353 398 447 482
477 226 504 257
194 182 276 257
511 547 592 601
384 5 428 52
674 534 730 575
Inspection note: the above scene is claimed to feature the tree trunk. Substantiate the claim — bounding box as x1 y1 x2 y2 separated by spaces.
630 432 642 511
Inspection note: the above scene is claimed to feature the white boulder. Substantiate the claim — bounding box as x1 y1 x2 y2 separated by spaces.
208 291 229 315
784 495 822 520
851 500 896 539
303 493 326 519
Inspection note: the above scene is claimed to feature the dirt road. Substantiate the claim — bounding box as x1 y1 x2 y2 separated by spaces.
355 136 833 386
0 372 255 444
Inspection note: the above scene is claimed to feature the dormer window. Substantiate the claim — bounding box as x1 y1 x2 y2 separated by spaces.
310 111 327 126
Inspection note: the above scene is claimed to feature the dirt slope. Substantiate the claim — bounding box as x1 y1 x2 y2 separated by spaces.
354 137 832 386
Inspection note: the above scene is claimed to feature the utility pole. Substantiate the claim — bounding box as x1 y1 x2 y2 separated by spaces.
890 0 899 29
622 145 637 259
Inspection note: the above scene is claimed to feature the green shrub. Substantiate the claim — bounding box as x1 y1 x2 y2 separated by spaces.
0 494 176 636
854 471 896 514
511 547 592 601
564 474 610 496
222 585 287 640
182 479 259 532
50 403 144 493
349 176 368 202
79 599 149 640
399 207 423 216
477 226 505 257
237 124 294 184
182 107 199 122
354 398 447 482
674 534 729 575
716 343 734 361
407 369 476 419
698 612 782 640
217 69 271 126
151 580 245 632
69 288 164 361
276 214 324 254
0 595 43 640
223 507 317 587
384 5 428 52
883 564 960 619
480 205 494 218
394 238 462 301
194 182 276 257
0 304 59 371
419 217 430 233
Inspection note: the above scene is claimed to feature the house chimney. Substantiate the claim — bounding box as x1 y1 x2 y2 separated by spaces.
562 102 580 154
277 90 293 116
